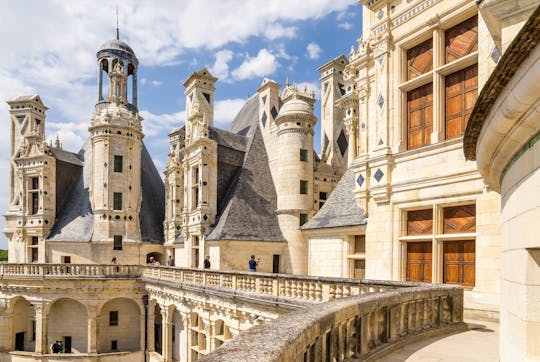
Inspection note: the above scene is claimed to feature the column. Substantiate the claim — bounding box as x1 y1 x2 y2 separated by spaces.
161 306 172 362
87 306 99 354
345 119 357 168
34 304 47 354
180 313 189 362
98 62 103 101
147 306 155 353
132 71 138 107
431 25 445 143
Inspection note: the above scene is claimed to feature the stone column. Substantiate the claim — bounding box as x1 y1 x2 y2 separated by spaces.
87 305 99 354
161 306 172 362
147 306 155 353
0 302 11 352
132 71 138 107
34 303 48 354
98 62 103 101
180 313 189 362
431 24 445 143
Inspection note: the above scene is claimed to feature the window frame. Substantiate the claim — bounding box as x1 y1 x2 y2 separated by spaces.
113 155 123 173
113 235 123 251
299 180 308 195
113 192 123 210
109 311 119 326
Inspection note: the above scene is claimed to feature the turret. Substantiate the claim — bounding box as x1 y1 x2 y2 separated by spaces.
89 35 143 245
318 55 349 176
4 95 55 262
274 85 317 274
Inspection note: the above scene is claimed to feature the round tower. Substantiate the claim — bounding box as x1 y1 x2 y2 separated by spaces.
275 86 317 275
89 35 144 246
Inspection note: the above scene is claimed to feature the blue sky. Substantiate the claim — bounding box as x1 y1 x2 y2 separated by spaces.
0 0 363 249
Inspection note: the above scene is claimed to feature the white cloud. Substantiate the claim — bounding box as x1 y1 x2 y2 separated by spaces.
338 22 353 30
139 110 186 137
231 49 279 81
264 23 298 40
214 98 248 127
151 80 163 86
306 42 322 60
210 50 234 81
140 78 148 85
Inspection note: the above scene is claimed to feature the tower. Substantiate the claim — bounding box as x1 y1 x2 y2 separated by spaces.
4 95 56 262
274 85 317 274
89 35 143 245
318 55 349 176
178 69 218 268
256 78 281 181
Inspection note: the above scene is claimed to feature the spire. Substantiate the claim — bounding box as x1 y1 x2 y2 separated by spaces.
116 7 119 40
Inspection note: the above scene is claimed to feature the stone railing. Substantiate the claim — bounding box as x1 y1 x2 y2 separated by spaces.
0 263 143 278
142 266 408 303
201 284 465 362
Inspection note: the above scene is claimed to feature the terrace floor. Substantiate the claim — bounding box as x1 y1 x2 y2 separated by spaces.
380 319 499 361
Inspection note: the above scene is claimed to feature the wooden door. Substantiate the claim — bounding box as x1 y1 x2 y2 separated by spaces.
406 242 432 282
407 83 433 149
444 240 475 288
272 254 280 273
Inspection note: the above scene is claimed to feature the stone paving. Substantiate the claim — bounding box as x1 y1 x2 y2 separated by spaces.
379 319 499 361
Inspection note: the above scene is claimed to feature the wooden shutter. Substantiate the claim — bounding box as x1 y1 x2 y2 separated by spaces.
407 83 433 149
445 16 478 63
406 242 432 282
444 240 475 288
407 209 433 235
443 204 476 233
445 65 478 138
407 39 433 80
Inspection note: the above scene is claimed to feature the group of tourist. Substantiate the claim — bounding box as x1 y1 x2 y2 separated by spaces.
49 340 64 353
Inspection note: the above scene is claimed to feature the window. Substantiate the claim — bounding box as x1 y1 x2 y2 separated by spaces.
319 192 327 209
29 177 39 215
402 204 476 288
31 248 38 263
299 149 308 162
407 83 433 149
191 166 199 210
31 236 38 245
111 340 118 351
402 16 478 149
445 65 478 138
299 213 308 226
354 259 366 279
109 311 118 326
113 235 123 250
300 180 308 195
354 235 365 254
32 320 36 341
113 192 122 210
114 155 123 172
272 254 280 273
62 256 71 264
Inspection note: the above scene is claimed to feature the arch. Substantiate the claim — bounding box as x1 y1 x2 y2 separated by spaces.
171 307 186 362
213 319 231 349
47 298 88 354
10 297 35 352
154 303 163 354
97 297 141 353
147 252 164 265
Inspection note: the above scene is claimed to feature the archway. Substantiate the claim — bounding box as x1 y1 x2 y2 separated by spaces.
97 297 141 353
147 252 164 265
154 304 162 354
47 298 88 353
10 297 35 352
171 308 185 362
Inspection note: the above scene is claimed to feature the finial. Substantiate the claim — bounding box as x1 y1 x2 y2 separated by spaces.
285 77 289 86
116 6 119 40
55 134 62 149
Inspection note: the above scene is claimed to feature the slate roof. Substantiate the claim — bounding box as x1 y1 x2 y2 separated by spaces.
46 140 165 243
301 169 367 230
206 94 285 242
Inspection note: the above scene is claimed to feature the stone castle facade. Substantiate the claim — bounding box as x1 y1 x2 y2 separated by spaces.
2 0 540 361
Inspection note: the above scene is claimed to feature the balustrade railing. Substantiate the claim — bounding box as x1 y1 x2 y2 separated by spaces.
201 284 465 362
0 263 142 278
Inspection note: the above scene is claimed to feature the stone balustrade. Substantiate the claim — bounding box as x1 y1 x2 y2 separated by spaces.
201 284 465 362
142 266 404 303
0 263 142 278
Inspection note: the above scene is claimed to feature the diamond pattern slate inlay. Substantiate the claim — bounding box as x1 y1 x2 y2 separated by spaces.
357 174 365 187
261 111 267 127
337 130 348 157
262 95 267 104
374 168 384 183
377 93 385 108
270 106 278 119
377 9 384 19
491 46 501 63
323 133 329 153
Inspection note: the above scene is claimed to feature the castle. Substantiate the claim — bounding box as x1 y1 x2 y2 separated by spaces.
2 0 540 361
